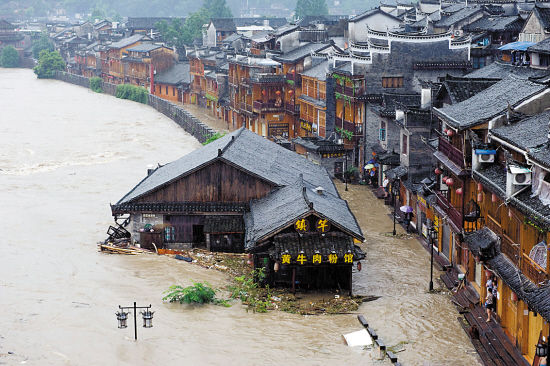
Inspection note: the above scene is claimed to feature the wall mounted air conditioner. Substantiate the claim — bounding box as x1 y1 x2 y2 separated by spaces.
510 165 532 185
473 149 496 170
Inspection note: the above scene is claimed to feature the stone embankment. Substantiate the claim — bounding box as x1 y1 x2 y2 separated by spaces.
54 71 216 143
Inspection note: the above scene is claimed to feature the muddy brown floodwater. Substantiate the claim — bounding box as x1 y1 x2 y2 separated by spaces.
0 69 480 366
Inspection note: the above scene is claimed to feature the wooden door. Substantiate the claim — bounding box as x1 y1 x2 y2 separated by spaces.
502 284 518 344
527 311 543 362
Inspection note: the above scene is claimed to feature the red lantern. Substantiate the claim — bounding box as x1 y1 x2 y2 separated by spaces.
247 259 253 266
477 193 483 202
492 193 497 203
477 183 483 192
446 178 454 186
442 176 448 183
261 89 266 96
288 90 293 95
447 129 454 137
435 168 442 175
511 292 518 302
508 208 513 218
357 261 362 271
456 187 463 195
248 253 253 259
275 90 281 95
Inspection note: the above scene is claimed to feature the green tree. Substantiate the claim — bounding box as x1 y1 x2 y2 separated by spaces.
295 0 328 19
156 18 187 57
203 0 232 18
32 32 54 59
33 50 66 79
1 46 20 68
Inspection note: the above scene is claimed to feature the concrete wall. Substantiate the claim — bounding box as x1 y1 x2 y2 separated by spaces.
54 71 215 143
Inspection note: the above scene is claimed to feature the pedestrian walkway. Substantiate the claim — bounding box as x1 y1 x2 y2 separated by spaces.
180 103 234 133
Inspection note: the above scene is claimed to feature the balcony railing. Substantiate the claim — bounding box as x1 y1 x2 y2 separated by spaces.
253 100 284 112
438 136 465 168
285 102 300 115
522 253 548 285
501 235 520 266
240 102 253 113
335 84 364 97
286 73 302 85
436 191 463 230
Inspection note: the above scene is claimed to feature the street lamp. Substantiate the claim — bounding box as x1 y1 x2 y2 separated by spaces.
345 152 348 191
116 302 154 340
392 180 400 236
428 221 438 292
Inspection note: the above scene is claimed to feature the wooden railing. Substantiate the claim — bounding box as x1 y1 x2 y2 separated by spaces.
438 136 465 168
501 235 520 266
522 253 548 285
253 100 284 112
436 191 463 230
240 102 253 113
285 102 300 115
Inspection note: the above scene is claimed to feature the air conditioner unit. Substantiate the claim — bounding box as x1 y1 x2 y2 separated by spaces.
473 149 496 166
478 154 495 163
510 165 532 185
454 30 461 37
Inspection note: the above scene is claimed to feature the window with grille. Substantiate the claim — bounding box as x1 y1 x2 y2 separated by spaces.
382 77 404 88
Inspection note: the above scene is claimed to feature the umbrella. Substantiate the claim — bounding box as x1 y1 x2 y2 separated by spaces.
364 164 375 170
400 205 413 213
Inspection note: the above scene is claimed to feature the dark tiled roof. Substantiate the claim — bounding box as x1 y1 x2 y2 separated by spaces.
488 254 550 321
0 20 15 30
272 42 330 63
378 93 420 117
435 6 482 28
464 62 549 79
297 15 346 26
244 178 364 248
109 34 145 49
463 15 523 32
433 76 547 130
490 111 550 151
349 8 402 23
117 128 338 204
292 137 345 154
301 58 329 81
298 94 326 108
385 166 408 180
126 43 163 52
442 77 499 104
528 37 550 54
234 17 287 28
154 63 190 85
534 5 550 30
463 227 499 260
269 232 365 261
211 18 236 32
528 146 550 169
474 165 550 230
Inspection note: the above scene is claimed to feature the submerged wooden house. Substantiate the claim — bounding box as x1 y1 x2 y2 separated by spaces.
112 127 364 290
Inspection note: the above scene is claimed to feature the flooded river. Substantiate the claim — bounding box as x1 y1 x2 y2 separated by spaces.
0 69 479 365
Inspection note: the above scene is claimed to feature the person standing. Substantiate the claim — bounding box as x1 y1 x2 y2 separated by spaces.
485 287 494 322
382 176 389 197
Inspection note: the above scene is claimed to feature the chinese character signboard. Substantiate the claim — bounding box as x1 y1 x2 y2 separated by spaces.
294 218 309 232
316 218 331 233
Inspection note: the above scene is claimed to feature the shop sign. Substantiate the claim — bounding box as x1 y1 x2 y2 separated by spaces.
280 252 353 265
294 218 310 232
300 120 312 132
316 219 331 233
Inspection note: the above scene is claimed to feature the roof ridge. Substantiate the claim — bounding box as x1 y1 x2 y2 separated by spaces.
220 127 245 156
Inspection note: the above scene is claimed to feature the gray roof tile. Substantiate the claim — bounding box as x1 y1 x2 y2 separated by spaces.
490 111 550 151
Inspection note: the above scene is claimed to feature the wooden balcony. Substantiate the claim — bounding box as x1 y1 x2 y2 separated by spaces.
521 253 548 285
253 100 284 112
240 102 253 113
335 84 364 98
438 136 465 168
285 102 300 115
501 235 520 266
286 72 301 86
436 191 463 230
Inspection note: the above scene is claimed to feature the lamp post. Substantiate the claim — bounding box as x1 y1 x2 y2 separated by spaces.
392 179 400 236
428 221 437 292
116 302 154 340
345 152 348 191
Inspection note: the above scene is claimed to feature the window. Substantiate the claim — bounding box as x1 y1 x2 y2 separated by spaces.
382 76 403 88
402 134 408 154
165 86 168 94
379 121 386 141
173 87 175 97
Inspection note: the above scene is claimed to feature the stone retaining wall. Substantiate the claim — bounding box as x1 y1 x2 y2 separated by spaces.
54 71 214 143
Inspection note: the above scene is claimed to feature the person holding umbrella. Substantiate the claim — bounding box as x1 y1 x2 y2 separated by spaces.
400 205 414 233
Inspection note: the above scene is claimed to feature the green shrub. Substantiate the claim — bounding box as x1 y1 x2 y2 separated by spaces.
1 46 20 68
202 132 226 145
115 84 149 104
163 282 228 306
33 50 65 78
90 77 103 93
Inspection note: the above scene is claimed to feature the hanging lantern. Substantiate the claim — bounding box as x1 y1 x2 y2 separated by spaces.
477 183 483 192
511 291 518 302
248 253 253 259
447 129 454 137
274 261 280 272
442 176 449 183
536 343 548 357
275 90 281 95
435 168 442 175
141 310 154 328
492 193 497 203
508 208 513 218
247 259 253 266
261 89 266 96
288 90 293 95
477 192 483 202
116 311 128 329
357 261 362 272
456 187 463 195
446 178 454 186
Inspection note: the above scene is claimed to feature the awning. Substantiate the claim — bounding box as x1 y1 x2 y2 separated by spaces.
498 41 535 51
269 232 365 261
463 227 499 261
385 166 408 180
433 151 469 176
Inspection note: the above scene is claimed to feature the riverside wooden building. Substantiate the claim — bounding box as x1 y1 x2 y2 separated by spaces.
112 128 364 291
